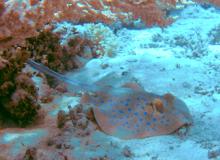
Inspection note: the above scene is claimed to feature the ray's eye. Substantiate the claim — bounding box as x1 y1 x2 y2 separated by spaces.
153 98 164 113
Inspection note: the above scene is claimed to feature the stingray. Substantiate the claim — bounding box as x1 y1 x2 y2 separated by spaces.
27 59 192 139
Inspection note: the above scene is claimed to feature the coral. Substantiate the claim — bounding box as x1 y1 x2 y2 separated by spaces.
23 147 37 160
6 89 40 126
208 0 220 6
15 73 38 97
46 135 74 150
67 104 98 137
2 0 219 50
26 30 95 73
0 0 113 49
0 0 184 49
104 0 177 26
84 23 119 57
175 31 208 58
0 47 40 126
151 28 209 58
57 110 67 128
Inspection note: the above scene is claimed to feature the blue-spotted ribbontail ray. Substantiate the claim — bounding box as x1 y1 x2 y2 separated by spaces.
27 59 192 139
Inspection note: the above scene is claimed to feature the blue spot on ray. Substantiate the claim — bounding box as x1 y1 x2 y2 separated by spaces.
153 117 157 122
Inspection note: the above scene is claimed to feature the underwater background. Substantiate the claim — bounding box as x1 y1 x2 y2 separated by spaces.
0 0 220 160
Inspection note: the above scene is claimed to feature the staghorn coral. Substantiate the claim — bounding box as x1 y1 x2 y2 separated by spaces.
0 47 40 126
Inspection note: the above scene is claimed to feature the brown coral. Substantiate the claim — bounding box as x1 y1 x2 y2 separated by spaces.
104 0 176 26
0 47 40 126
0 0 183 49
57 110 67 128
22 147 37 160
6 89 40 126
67 104 98 137
26 30 95 73
0 0 113 49
15 73 38 97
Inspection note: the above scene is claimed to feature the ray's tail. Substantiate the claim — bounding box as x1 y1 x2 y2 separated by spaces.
27 59 68 82
27 59 98 92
